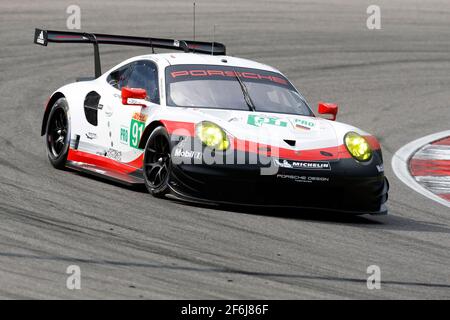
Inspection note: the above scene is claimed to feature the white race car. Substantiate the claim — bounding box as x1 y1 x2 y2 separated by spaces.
34 29 389 215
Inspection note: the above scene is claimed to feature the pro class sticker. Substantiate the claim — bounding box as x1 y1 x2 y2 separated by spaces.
120 126 129 145
293 119 315 131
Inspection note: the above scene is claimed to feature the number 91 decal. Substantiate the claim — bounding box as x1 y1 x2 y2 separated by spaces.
130 113 147 149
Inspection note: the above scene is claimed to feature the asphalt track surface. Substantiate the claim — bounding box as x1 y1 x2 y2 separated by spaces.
0 0 449 299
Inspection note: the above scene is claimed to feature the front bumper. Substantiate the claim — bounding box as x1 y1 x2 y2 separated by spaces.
169 141 389 215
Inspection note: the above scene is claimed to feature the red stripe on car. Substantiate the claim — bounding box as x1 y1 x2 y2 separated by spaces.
54 35 82 39
67 149 144 173
68 121 382 172
161 120 195 136
364 135 381 150
160 120 380 161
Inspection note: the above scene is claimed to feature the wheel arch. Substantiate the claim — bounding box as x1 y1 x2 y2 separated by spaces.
138 120 166 149
41 92 66 136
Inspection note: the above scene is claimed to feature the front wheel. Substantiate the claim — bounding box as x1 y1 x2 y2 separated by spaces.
143 126 172 197
45 97 70 169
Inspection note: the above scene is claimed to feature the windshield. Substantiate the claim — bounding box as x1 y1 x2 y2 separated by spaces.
165 64 313 116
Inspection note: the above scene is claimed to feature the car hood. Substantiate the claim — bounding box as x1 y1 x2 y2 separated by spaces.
184 108 342 160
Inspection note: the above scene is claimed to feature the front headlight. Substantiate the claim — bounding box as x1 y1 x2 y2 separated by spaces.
344 132 372 161
195 121 230 150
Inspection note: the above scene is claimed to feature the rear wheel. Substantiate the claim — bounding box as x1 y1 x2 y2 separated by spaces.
143 126 172 197
45 98 70 169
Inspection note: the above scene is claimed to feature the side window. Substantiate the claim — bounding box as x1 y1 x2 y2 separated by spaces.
126 60 160 104
107 64 133 90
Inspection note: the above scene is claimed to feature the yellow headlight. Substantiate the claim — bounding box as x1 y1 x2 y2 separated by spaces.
344 132 372 161
196 122 230 150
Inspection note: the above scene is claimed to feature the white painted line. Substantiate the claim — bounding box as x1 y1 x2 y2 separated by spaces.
415 176 450 194
391 130 450 208
413 145 450 160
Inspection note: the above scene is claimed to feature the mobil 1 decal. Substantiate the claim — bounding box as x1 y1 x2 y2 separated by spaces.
130 113 147 149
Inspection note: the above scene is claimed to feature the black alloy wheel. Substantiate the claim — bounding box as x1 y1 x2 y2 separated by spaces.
45 98 70 169
143 126 172 197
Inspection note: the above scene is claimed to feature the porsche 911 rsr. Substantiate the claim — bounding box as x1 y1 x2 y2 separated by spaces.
34 29 389 215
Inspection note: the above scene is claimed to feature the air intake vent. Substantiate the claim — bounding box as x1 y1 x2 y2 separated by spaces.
284 139 296 147
320 151 333 157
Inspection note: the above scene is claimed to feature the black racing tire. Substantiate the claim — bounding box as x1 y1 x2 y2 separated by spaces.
45 97 70 169
143 126 172 197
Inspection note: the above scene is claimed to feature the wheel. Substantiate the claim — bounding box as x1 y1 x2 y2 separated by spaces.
45 97 70 169
143 126 172 197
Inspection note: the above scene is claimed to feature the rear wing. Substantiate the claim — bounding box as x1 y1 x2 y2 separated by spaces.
33 28 226 78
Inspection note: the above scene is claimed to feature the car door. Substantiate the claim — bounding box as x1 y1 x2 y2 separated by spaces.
99 60 160 167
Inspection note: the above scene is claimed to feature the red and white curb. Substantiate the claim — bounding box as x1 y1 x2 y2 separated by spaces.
392 130 450 208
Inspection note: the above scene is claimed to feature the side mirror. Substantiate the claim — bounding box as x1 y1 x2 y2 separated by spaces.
121 87 148 106
318 102 338 121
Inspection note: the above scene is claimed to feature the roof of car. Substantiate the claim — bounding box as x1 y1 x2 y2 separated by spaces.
134 52 281 74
